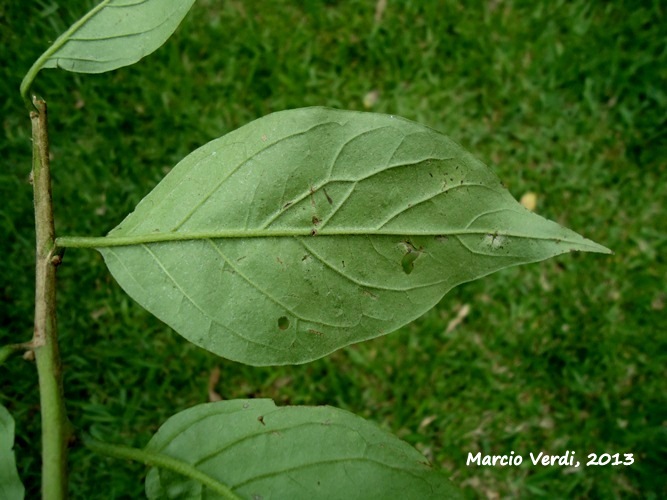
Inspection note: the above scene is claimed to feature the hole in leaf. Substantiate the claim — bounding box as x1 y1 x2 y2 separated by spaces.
401 252 418 274
278 316 290 330
400 241 422 275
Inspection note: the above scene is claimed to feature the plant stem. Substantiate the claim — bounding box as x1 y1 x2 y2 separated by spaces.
83 437 241 499
31 97 71 500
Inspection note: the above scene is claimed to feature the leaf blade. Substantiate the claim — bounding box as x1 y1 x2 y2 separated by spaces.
0 404 25 500
20 0 196 101
84 108 610 365
145 399 460 499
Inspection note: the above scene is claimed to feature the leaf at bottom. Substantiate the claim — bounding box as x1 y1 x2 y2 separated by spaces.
145 399 460 499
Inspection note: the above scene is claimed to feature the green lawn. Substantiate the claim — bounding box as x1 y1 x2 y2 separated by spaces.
1 0 665 498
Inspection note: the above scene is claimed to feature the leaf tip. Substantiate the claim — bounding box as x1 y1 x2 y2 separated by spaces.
579 238 613 255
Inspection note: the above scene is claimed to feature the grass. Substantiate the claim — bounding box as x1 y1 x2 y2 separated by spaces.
1 0 665 498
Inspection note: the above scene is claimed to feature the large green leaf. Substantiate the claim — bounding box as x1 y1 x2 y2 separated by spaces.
0 404 24 500
20 0 196 100
144 399 460 499
61 108 610 365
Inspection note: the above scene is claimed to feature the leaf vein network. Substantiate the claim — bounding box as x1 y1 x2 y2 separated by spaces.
207 240 342 329
173 123 331 231
141 244 280 350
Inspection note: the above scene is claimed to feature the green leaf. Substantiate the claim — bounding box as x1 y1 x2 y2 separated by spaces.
20 0 196 101
61 108 610 365
144 399 460 499
0 404 25 500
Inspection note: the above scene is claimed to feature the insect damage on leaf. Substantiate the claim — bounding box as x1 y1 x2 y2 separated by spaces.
484 232 507 250
400 241 423 275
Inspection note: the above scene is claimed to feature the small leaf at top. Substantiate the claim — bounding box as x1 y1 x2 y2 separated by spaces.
72 107 609 365
144 399 461 499
20 0 196 101
0 404 25 500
